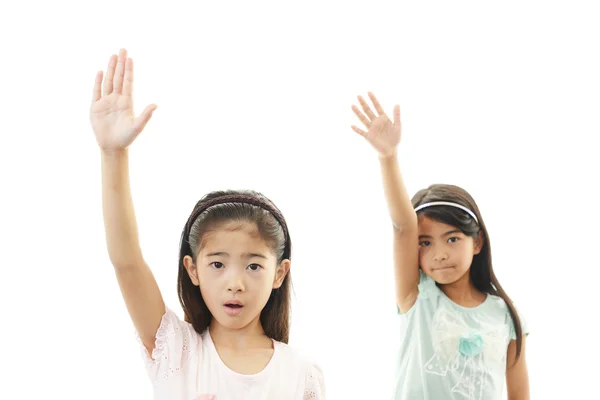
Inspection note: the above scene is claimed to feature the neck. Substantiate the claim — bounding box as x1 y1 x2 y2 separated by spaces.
439 272 485 303
209 315 270 350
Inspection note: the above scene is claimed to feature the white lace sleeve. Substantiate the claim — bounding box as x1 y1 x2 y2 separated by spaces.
136 307 199 384
303 363 326 399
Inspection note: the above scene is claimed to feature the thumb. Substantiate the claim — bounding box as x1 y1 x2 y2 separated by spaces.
132 104 158 135
393 105 401 126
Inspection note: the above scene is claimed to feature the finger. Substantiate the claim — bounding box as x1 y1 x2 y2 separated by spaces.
92 71 103 103
358 95 377 120
122 58 134 97
368 92 385 116
103 55 118 95
132 104 158 135
113 48 128 94
393 105 401 126
351 105 371 128
351 125 367 136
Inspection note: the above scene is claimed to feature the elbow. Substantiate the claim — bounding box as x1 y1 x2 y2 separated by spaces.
110 255 146 270
391 219 417 233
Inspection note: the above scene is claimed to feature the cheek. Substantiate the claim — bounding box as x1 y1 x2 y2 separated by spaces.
418 248 431 268
454 246 474 267
197 271 220 297
251 270 275 288
251 271 277 298
196 268 212 284
456 242 472 256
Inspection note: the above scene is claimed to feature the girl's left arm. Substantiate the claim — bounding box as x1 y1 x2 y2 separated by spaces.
506 335 530 400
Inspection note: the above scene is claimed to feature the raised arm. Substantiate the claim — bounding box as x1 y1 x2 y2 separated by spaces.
90 49 165 354
351 93 420 313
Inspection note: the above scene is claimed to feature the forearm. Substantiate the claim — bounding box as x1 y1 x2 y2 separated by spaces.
508 391 529 400
378 151 418 231
507 375 530 400
101 149 144 268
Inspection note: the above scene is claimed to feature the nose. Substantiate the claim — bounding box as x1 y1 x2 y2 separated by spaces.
433 251 449 262
227 271 245 293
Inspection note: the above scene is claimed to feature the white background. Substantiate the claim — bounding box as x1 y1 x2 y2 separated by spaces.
1 0 598 399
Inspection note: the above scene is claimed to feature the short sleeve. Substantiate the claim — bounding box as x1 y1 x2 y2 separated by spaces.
136 307 200 383
304 363 326 399
509 303 530 340
397 270 438 315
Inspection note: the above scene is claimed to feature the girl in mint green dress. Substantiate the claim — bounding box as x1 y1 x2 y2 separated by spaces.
350 93 530 400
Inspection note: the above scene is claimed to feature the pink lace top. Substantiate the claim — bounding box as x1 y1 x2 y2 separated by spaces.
138 308 326 400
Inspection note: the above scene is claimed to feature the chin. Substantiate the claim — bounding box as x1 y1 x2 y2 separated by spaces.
433 276 458 285
212 314 251 329
423 269 454 284
433 269 470 285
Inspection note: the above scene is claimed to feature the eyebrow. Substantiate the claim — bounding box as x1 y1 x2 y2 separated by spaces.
419 229 462 239
205 251 268 259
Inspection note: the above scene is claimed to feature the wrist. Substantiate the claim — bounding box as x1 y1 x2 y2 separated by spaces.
101 148 129 164
378 148 398 162
101 148 128 158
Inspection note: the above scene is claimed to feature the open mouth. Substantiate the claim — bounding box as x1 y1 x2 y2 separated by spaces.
224 300 244 311
224 301 244 316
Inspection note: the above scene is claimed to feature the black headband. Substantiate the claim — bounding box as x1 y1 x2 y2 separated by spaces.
184 194 291 259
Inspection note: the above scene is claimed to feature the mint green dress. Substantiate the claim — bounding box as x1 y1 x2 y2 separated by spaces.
393 272 529 400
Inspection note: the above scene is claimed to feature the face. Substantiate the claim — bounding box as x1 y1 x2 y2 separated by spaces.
183 221 290 330
418 216 482 285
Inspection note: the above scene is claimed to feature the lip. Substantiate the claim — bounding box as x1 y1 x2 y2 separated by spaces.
223 299 244 316
434 266 455 271
223 303 244 316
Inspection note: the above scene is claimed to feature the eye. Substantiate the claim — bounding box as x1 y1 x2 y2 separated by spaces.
419 241 431 247
448 237 459 243
210 262 224 269
247 264 262 271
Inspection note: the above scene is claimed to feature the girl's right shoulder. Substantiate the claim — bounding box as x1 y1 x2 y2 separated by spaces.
416 270 439 299
398 271 439 315
136 307 202 384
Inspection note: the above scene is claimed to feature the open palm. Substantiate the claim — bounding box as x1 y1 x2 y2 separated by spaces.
351 92 401 158
90 49 156 151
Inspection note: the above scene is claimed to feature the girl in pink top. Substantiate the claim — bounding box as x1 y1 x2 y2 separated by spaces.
90 48 325 400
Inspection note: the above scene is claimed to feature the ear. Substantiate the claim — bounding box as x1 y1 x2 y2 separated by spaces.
473 231 484 255
183 255 200 286
272 259 291 289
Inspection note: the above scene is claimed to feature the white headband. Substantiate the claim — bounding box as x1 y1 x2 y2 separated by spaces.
414 201 479 224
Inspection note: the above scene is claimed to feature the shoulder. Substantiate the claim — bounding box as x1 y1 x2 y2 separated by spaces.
486 295 526 319
152 307 201 356
486 295 530 338
274 341 319 371
416 270 445 303
274 341 326 398
400 270 442 315
138 307 202 384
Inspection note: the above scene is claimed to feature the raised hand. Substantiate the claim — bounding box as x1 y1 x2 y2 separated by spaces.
90 48 157 152
351 92 401 158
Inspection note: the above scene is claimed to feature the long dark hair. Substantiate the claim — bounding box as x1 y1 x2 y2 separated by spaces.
177 189 292 343
412 184 523 364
